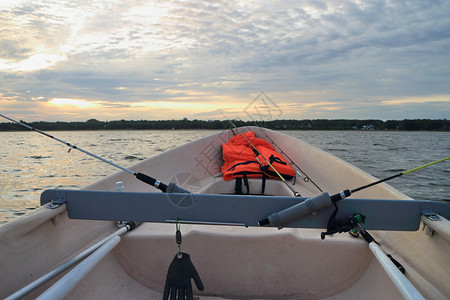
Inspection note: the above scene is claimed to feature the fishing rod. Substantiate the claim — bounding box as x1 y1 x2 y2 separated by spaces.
259 156 449 228
0 114 189 193
331 156 450 202
254 122 323 192
229 120 301 197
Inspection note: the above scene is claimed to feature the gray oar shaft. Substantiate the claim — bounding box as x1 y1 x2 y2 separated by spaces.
5 226 129 300
36 236 121 300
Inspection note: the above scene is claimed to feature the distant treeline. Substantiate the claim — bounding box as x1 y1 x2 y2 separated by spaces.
0 118 449 131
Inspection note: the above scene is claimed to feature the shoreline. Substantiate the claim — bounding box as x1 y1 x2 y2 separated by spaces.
1 118 449 131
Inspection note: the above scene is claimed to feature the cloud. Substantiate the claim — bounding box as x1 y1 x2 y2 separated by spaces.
0 40 32 61
1 0 449 121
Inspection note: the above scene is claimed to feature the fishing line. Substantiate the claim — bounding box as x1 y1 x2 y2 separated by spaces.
0 114 189 193
254 122 323 192
331 156 450 202
229 120 301 197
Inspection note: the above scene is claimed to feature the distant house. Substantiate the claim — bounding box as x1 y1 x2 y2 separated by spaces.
362 124 375 130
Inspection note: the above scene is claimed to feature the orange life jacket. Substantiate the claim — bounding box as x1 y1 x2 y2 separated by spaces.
221 131 296 181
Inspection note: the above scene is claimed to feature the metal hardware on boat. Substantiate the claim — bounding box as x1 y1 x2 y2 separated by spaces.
166 219 247 227
427 214 441 221
176 220 182 257
423 224 435 237
46 192 66 209
426 214 441 221
422 210 441 221
421 213 450 242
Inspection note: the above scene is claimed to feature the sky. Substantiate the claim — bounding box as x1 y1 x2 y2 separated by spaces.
0 0 449 122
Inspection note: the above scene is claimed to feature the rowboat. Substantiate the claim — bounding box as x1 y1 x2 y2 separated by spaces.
1 126 449 299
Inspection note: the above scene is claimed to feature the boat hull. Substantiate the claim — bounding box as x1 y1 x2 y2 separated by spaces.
1 127 449 299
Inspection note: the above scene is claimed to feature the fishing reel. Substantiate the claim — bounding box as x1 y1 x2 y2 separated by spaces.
321 200 366 239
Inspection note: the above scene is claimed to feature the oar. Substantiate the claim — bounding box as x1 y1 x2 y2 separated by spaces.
357 226 425 300
36 236 122 300
0 114 189 193
5 222 139 300
259 157 449 227
229 120 301 197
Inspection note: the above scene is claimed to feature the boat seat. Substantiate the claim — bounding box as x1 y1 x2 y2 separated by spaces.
40 189 450 231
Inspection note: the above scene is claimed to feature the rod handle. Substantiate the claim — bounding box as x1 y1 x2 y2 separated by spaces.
135 172 168 192
330 189 351 202
258 192 332 229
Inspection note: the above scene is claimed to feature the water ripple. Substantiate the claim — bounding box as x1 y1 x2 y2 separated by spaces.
1 130 449 223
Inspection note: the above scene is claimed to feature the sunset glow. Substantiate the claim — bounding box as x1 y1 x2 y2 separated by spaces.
49 98 100 109
0 0 449 121
381 96 450 105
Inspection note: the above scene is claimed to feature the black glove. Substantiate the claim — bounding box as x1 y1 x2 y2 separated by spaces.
163 253 204 300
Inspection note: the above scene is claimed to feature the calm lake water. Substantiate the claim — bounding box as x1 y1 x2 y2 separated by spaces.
0 130 449 224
